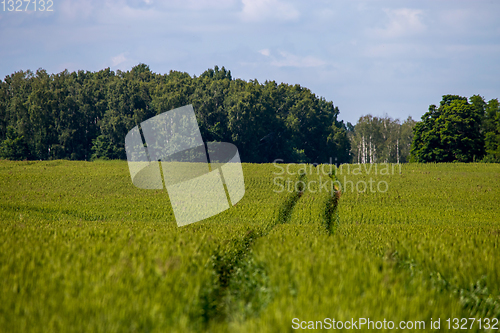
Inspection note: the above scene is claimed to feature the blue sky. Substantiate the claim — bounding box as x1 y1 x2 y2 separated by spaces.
1 0 499 124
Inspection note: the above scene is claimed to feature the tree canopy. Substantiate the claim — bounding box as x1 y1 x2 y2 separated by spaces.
410 94 499 163
0 65 351 164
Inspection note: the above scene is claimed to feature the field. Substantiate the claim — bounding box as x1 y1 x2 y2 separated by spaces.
0 160 499 332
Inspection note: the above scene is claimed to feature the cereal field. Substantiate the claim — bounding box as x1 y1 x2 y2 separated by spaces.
0 161 499 332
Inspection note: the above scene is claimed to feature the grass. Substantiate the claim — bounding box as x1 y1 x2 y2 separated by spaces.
0 160 499 332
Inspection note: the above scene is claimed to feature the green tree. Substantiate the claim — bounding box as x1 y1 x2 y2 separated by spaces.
93 67 155 160
77 68 115 160
27 69 55 159
400 116 417 163
3 70 34 159
483 98 500 162
0 126 29 160
0 78 8 142
411 95 485 162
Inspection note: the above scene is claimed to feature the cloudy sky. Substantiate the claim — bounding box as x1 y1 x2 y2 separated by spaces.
1 0 499 124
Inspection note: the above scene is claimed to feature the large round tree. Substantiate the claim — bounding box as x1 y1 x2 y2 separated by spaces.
411 95 485 162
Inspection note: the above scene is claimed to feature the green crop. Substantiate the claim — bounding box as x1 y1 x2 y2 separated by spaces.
0 160 499 332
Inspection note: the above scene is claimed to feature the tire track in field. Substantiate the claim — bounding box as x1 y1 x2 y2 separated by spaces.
273 172 307 227
197 173 307 327
322 172 341 234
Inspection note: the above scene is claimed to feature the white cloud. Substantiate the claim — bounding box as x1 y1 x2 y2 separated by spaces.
240 0 299 22
270 51 325 68
371 8 426 39
112 53 128 66
259 48 270 56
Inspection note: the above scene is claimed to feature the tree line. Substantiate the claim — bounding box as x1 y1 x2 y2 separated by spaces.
347 115 416 164
0 64 350 163
1 64 498 164
345 94 499 164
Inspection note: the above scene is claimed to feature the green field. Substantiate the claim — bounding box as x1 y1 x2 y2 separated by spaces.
0 161 499 332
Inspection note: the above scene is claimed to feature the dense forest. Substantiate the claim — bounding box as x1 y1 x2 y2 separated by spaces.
1 65 499 164
0 64 350 164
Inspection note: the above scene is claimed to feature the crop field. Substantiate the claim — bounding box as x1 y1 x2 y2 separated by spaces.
0 160 499 332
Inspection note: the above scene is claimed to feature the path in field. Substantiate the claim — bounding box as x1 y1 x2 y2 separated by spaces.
201 171 324 325
208 163 500 333
202 168 342 331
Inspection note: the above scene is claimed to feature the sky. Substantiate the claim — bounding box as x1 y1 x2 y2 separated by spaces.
0 0 499 124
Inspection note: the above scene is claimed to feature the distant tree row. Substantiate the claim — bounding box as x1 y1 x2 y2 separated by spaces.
347 115 416 164
0 64 351 163
346 94 500 164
